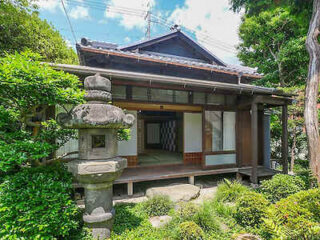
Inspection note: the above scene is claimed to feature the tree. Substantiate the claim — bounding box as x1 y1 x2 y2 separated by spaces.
0 51 84 174
305 0 320 182
0 0 78 64
237 8 309 87
229 0 320 182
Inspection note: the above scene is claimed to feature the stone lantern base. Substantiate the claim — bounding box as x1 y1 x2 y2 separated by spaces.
68 158 127 239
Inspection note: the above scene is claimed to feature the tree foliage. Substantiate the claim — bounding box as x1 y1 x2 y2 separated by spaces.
0 164 82 239
237 7 309 87
0 0 78 64
0 52 84 174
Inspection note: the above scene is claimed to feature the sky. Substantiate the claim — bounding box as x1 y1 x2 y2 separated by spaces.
37 0 243 64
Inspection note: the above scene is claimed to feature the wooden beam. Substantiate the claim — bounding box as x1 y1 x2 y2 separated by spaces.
251 102 258 184
282 104 289 174
113 101 202 112
255 95 290 106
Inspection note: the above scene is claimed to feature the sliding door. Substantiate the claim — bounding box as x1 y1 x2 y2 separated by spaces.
204 110 236 168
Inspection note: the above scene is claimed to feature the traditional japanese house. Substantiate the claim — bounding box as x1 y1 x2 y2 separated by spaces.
53 30 292 195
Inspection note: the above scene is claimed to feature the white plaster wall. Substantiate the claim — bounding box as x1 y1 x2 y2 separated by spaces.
118 110 137 156
184 113 202 153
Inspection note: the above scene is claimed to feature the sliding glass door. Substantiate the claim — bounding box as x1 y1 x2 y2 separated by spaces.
204 110 236 167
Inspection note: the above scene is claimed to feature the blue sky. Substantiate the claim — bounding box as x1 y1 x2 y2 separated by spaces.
37 0 243 64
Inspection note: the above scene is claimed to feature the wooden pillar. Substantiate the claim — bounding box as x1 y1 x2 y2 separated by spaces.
188 176 195 185
282 104 289 174
251 102 258 184
128 182 133 196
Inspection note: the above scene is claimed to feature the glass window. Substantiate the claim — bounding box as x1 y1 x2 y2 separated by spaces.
150 89 173 102
207 94 225 105
112 85 126 99
205 111 222 152
193 92 206 104
132 87 148 101
226 95 236 106
204 111 236 152
223 112 236 150
175 90 189 103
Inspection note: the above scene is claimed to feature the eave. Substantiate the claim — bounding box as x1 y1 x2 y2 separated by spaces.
49 63 292 99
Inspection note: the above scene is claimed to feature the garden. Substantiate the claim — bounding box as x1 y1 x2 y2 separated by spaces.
1 0 320 239
109 171 319 240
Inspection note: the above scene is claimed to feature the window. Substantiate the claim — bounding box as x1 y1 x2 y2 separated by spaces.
175 90 189 103
150 89 174 102
112 85 126 99
204 111 236 152
132 87 148 101
193 92 206 104
207 94 225 105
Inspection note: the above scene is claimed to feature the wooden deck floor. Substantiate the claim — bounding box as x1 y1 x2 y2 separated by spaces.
115 164 238 184
238 166 280 177
114 165 277 185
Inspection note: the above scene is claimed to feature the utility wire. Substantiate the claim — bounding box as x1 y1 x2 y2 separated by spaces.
61 0 236 53
60 0 77 43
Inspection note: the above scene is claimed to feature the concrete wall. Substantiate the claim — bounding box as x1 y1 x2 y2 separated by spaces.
184 113 202 153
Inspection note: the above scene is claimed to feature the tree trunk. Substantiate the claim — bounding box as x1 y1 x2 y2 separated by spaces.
305 0 320 183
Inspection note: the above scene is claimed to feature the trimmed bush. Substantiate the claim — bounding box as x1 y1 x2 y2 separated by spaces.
178 221 204 240
263 188 320 240
259 174 305 203
0 164 81 239
143 195 174 217
194 202 220 232
176 202 199 222
216 179 250 203
235 191 269 228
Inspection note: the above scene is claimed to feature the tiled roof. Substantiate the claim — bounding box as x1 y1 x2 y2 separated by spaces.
78 44 262 78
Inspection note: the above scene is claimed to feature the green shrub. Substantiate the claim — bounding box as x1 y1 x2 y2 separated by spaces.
259 174 306 203
0 164 81 239
235 191 269 228
178 221 204 240
294 165 319 189
216 179 250 203
263 188 320 240
143 195 174 217
194 202 220 232
176 202 199 222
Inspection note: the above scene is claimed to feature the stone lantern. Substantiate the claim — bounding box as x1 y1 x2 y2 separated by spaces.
58 73 134 239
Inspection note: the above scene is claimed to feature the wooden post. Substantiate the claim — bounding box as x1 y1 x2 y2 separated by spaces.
188 176 195 185
251 102 258 184
282 104 289 174
128 182 133 196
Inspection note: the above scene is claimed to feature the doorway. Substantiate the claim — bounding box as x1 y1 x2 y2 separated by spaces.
137 111 183 166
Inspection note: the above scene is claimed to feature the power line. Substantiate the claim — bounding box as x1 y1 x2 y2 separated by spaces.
61 0 237 53
60 0 77 43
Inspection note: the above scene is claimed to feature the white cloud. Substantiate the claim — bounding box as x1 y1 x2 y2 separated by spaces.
169 0 242 64
104 0 155 29
37 0 90 20
70 6 90 19
36 0 61 12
